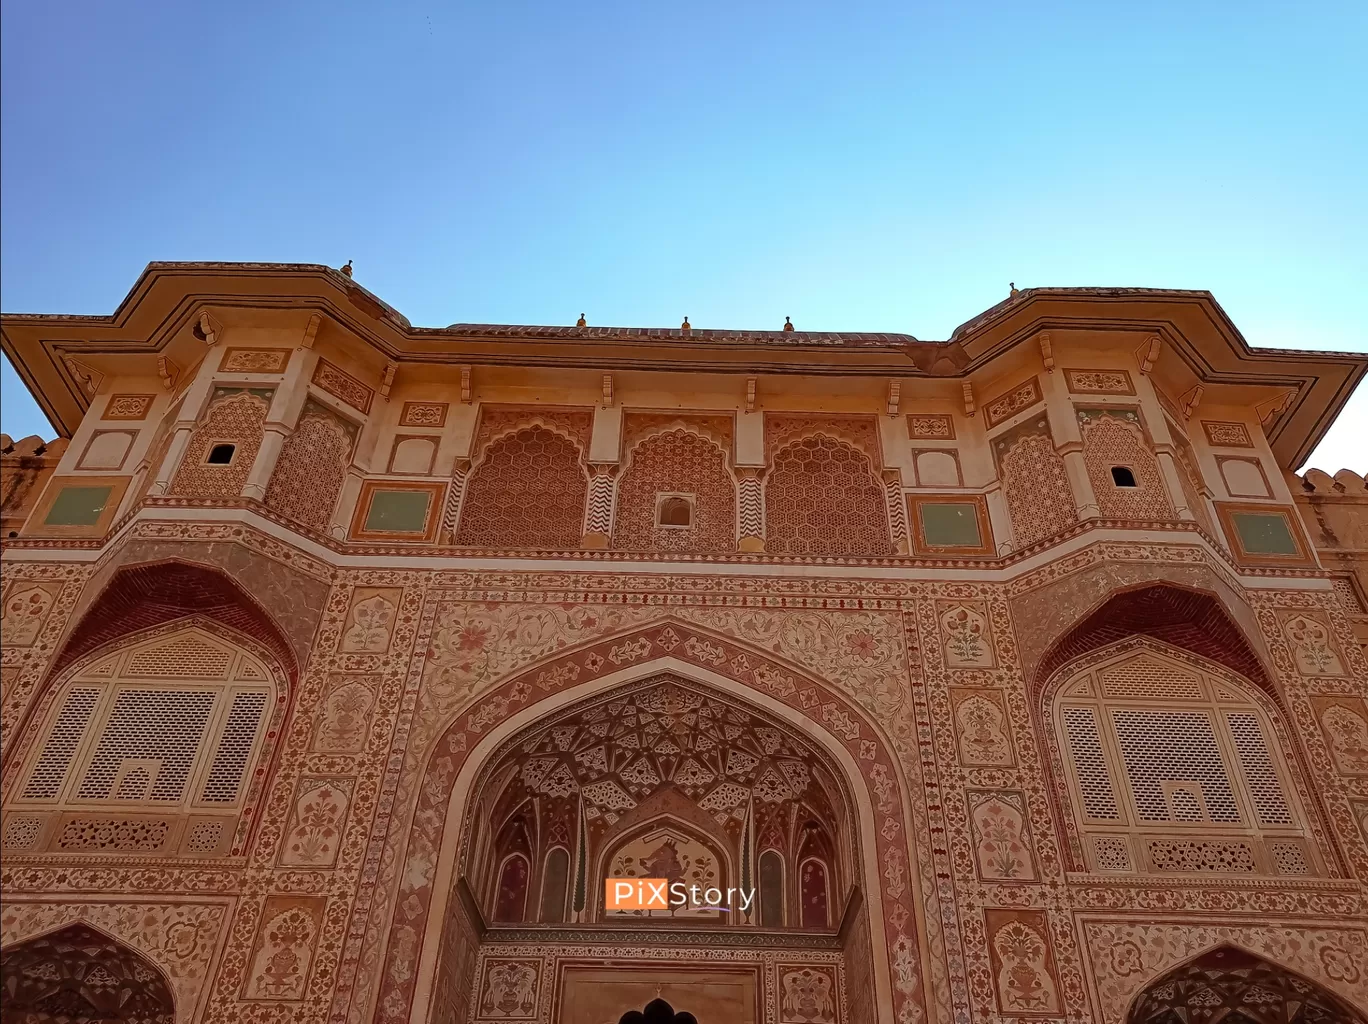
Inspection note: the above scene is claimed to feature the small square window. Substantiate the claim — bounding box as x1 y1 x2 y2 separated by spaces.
364 489 433 533
1231 511 1298 556
1110 466 1137 488
44 485 113 527
656 494 694 528
919 502 983 548
207 443 236 465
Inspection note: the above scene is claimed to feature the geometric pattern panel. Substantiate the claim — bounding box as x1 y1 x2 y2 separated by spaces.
765 435 892 556
169 389 272 498
1078 409 1174 521
265 400 357 532
456 426 587 549
612 429 736 554
995 419 1077 548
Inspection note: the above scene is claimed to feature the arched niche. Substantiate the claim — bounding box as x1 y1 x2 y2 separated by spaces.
1039 637 1335 877
1 619 289 860
0 922 176 1023
50 558 298 685
375 621 928 1024
1126 944 1366 1023
460 674 851 930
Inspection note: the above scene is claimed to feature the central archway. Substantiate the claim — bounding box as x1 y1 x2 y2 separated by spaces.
0 922 175 1023
377 618 926 1024
1127 945 1366 1023
460 673 854 930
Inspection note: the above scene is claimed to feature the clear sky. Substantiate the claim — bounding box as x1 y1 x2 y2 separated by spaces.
2 2 1364 471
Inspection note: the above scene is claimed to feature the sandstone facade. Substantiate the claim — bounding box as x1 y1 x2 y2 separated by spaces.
2 264 1366 1023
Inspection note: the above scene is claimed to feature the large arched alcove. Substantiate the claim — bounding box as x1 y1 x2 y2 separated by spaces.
1126 945 1366 1023
1 618 290 860
0 922 176 1023
374 619 926 1024
461 674 852 928
1039 637 1334 878
49 558 299 685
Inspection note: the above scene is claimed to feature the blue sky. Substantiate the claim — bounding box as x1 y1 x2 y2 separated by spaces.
3 2 1364 470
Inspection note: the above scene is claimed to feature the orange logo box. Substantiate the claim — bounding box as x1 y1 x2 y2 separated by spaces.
605 878 670 911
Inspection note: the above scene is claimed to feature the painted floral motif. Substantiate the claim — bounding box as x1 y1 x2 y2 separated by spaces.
968 791 1035 880
0 584 56 646
952 692 1013 766
991 918 1060 1013
243 901 322 1001
1284 615 1345 676
1320 705 1368 775
939 604 992 668
280 779 352 867
340 589 400 652
313 676 378 753
477 959 539 1019
779 965 837 1023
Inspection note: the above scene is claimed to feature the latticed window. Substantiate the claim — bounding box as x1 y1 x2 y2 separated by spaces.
1 626 275 858
1054 647 1317 877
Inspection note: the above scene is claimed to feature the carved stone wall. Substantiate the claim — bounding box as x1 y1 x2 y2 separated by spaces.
3 522 1366 1024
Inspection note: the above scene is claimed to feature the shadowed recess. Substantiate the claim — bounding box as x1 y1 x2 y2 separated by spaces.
51 559 297 681
1036 583 1271 695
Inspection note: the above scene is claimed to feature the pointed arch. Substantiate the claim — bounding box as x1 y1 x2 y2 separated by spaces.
1038 636 1338 877
1126 943 1366 1023
1033 582 1273 701
371 616 928 1024
0 921 176 1023
50 558 298 684
611 426 738 553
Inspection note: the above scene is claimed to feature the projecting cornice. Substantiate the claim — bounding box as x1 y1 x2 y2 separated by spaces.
3 262 1363 470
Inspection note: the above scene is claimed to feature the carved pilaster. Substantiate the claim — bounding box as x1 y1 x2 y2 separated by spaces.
737 468 765 552
582 463 619 549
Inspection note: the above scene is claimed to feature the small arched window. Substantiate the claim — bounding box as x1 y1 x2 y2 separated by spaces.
1053 646 1317 877
539 847 570 923
758 849 785 927
2 626 276 859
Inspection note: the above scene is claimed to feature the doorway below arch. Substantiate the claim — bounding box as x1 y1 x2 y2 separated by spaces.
0 923 175 1023
1127 945 1365 1023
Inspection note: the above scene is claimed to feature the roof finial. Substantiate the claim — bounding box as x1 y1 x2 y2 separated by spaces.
341 260 353 278
783 316 794 332
576 313 587 327
681 316 691 331
1009 281 1018 297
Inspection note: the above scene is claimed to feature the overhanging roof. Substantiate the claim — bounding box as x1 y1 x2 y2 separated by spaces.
3 262 1363 470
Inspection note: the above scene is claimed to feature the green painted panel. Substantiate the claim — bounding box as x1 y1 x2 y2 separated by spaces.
364 489 431 533
44 485 113 526
919 502 982 548
1231 511 1298 555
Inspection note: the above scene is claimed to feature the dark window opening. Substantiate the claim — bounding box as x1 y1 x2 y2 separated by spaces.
1111 466 1137 488
207 443 236 465
658 496 692 527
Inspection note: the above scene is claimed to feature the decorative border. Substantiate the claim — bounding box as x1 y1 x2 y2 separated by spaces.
399 401 449 428
348 480 446 543
906 493 994 557
906 414 955 441
1063 368 1135 396
1202 420 1254 449
1214 501 1315 568
984 376 1043 429
20 475 131 539
221 348 291 374
312 359 374 415
100 394 154 421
